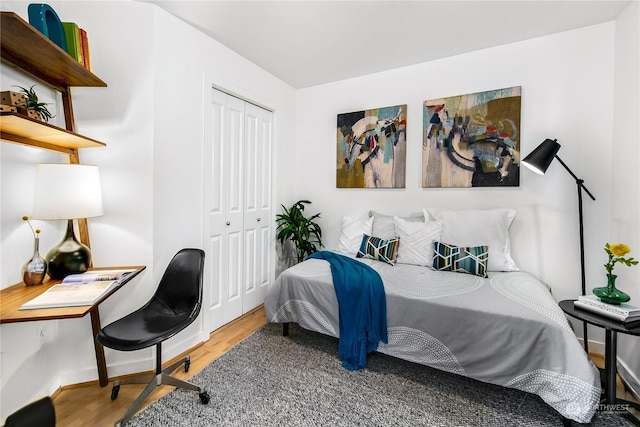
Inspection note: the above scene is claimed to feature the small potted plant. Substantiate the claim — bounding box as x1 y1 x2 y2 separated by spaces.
276 200 323 266
592 243 638 304
14 84 54 122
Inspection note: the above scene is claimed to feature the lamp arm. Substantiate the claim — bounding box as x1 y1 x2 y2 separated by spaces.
554 155 596 201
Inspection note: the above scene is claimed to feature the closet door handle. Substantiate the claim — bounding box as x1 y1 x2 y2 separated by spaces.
226 221 231 226
257 218 261 222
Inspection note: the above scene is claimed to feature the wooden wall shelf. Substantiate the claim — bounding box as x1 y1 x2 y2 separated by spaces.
0 112 105 154
0 11 107 154
0 12 106 91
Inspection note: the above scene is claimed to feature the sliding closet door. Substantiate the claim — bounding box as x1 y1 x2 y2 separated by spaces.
243 103 273 313
204 88 273 333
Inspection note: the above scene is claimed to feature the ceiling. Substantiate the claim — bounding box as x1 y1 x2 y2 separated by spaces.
139 1 630 89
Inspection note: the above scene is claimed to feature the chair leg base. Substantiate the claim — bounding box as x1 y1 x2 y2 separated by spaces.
112 355 209 427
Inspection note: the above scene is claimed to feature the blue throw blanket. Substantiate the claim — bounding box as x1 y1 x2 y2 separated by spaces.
307 251 388 370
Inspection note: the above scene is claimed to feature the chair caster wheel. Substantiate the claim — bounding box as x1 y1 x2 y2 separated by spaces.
184 359 190 372
111 385 120 400
199 391 210 404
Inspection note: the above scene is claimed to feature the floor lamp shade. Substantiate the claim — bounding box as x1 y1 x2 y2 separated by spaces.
521 138 561 175
32 164 104 279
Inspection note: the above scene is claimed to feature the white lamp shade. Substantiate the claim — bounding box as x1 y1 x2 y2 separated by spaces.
32 164 104 220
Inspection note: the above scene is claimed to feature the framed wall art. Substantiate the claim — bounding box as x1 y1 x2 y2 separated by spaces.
422 86 521 188
337 104 407 188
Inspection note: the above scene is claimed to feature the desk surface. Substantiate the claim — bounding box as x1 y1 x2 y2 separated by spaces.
0 266 146 324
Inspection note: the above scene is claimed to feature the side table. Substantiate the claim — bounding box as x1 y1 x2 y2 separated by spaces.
559 299 640 426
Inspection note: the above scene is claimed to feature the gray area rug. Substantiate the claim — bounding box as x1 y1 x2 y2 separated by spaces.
128 323 630 426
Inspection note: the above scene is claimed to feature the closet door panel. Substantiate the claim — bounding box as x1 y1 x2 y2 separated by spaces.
243 104 273 312
222 95 244 324
204 90 227 331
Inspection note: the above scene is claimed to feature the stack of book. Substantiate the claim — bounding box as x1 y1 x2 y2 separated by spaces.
62 22 91 71
574 295 640 326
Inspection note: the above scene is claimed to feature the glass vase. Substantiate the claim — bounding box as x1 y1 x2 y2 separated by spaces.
22 236 47 286
592 273 630 305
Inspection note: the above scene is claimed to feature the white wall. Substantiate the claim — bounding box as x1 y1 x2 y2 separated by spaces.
611 1 640 398
0 1 296 420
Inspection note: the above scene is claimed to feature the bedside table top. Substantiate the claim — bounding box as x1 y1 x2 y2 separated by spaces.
559 299 640 337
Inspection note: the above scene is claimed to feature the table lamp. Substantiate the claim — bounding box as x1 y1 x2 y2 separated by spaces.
522 138 596 353
32 164 104 279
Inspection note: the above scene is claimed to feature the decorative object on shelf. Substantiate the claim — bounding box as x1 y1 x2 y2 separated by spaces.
593 243 638 304
0 90 28 107
21 216 47 285
13 85 54 122
521 137 596 352
423 86 521 188
337 104 407 188
27 3 67 51
276 200 323 266
32 164 104 280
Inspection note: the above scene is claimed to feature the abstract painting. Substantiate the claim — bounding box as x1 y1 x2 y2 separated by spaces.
337 105 407 188
422 86 521 188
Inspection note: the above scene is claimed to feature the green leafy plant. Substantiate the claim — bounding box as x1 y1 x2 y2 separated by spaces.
14 85 54 122
276 200 323 264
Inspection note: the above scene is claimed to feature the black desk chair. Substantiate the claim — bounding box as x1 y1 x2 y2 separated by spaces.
96 248 209 427
4 396 55 427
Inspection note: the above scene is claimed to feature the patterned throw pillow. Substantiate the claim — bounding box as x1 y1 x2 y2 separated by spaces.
432 242 489 278
356 234 400 266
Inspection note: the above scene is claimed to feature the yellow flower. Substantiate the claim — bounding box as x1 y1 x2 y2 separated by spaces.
610 244 630 257
604 242 638 275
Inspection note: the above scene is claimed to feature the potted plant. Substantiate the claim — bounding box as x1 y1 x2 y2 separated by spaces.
276 200 323 265
14 84 54 122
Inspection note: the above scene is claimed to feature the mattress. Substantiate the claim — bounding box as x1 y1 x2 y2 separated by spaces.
264 254 601 423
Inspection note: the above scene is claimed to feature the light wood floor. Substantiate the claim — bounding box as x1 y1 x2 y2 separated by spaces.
51 307 638 426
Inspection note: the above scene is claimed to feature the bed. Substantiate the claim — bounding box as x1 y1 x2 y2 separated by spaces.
264 208 602 423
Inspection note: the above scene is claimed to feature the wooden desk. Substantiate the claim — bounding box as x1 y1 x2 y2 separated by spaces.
0 266 146 386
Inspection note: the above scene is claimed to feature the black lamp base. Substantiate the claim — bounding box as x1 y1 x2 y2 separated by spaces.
45 219 92 280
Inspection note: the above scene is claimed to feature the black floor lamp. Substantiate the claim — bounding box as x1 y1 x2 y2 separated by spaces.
521 138 596 354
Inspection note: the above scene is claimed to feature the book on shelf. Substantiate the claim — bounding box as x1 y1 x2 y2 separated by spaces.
62 22 83 65
79 28 91 71
574 295 640 325
19 269 137 310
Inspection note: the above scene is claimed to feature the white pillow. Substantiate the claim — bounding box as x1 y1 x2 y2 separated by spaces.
424 208 519 272
369 211 423 240
335 217 374 256
394 217 442 266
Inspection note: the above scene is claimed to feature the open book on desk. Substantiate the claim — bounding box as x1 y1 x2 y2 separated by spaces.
19 269 137 310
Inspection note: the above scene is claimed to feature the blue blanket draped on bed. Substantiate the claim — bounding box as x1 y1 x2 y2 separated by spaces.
307 251 387 370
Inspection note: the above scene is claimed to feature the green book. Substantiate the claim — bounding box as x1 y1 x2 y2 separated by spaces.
62 22 83 64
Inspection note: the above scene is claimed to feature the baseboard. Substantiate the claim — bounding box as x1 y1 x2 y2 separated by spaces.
578 338 605 356
617 358 640 401
59 332 205 387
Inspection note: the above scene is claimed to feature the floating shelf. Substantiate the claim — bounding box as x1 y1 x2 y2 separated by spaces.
0 12 107 154
0 112 105 154
0 12 106 90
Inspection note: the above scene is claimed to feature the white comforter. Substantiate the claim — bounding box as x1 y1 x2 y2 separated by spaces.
264 255 601 423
